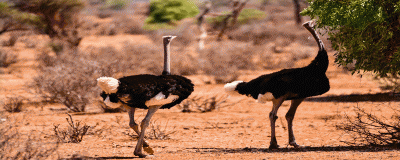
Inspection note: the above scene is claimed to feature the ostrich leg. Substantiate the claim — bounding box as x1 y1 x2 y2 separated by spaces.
285 98 304 148
134 106 161 158
128 107 154 154
269 96 286 149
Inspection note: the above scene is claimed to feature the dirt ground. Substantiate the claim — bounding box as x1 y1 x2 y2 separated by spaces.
1 33 399 159
1 2 400 159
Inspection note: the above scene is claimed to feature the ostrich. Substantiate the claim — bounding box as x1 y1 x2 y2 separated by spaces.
224 21 330 149
97 36 194 158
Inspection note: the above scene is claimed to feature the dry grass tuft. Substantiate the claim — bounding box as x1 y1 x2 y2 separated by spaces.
178 94 234 113
3 96 25 113
2 33 18 47
123 119 177 140
53 113 90 143
0 50 18 68
147 119 177 140
337 105 400 146
1 116 59 159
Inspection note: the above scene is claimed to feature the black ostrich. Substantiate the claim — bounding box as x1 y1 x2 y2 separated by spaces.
97 36 194 158
224 21 330 149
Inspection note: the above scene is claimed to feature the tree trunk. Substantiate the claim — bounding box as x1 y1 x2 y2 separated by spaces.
293 0 302 25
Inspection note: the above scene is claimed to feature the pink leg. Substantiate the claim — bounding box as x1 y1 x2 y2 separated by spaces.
134 106 160 158
128 107 154 154
285 98 304 148
269 96 286 149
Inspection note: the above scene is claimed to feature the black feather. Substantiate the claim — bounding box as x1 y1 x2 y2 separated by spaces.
102 74 194 109
235 49 330 100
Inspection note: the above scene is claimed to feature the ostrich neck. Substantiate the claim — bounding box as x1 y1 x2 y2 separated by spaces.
163 41 171 75
308 50 329 73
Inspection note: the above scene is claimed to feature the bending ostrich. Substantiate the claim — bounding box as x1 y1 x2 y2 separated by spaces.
97 36 194 158
224 21 330 149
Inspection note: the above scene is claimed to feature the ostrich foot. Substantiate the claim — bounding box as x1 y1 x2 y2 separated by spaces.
134 152 151 158
289 141 304 148
269 138 279 149
269 144 279 149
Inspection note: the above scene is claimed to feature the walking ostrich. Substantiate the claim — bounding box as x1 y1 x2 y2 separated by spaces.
224 21 330 149
97 36 194 158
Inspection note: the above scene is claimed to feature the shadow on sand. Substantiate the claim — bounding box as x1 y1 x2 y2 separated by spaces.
59 145 399 159
186 145 399 154
305 92 400 102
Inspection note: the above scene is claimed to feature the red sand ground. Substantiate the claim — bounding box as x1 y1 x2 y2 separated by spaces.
1 34 399 159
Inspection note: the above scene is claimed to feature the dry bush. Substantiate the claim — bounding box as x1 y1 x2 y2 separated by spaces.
178 94 233 113
111 15 145 35
146 21 197 47
53 113 90 143
376 75 400 93
122 42 199 76
36 48 57 68
94 15 145 36
0 116 59 159
147 119 177 140
31 53 100 112
3 96 24 113
2 33 18 46
0 49 18 67
228 21 310 46
123 119 177 140
200 41 261 83
87 45 136 76
337 105 400 147
171 47 200 75
122 43 163 75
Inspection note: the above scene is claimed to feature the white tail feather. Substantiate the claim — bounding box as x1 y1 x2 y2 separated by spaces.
145 92 179 106
97 77 119 94
224 81 243 92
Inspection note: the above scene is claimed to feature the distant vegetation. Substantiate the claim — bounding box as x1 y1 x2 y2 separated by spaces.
144 0 199 30
0 0 84 38
207 8 266 29
101 0 128 10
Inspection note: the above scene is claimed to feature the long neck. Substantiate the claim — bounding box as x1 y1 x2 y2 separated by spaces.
308 50 329 73
303 21 325 51
303 21 328 73
163 37 171 75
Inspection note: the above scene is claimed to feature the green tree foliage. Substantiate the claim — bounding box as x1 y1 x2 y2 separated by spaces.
301 0 400 77
0 0 84 37
146 0 199 24
0 2 41 34
207 8 266 28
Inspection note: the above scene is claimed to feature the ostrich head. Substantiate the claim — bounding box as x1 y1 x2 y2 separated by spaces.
97 77 122 108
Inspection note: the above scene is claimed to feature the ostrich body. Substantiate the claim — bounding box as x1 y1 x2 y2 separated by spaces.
97 36 194 158
224 21 330 149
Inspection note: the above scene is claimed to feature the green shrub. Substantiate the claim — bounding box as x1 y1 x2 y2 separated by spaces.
207 8 266 29
145 0 199 24
1 0 84 38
